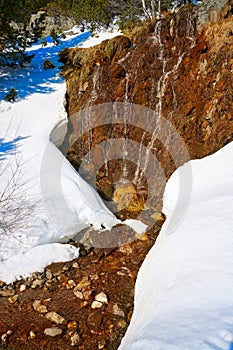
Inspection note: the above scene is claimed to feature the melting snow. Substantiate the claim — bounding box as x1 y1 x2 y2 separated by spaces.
119 141 233 350
0 28 146 283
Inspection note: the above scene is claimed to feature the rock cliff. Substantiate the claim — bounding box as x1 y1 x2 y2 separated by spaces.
30 11 76 36
59 0 233 222
1 3 233 350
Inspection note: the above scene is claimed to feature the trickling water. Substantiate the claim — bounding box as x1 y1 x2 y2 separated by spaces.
125 72 130 103
137 13 196 187
90 68 100 102
68 10 197 216
133 130 148 184
121 73 130 181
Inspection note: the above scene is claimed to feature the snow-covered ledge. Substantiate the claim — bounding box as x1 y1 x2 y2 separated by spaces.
118 141 233 350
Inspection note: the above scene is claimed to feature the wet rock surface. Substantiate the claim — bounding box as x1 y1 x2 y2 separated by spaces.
60 1 233 217
1 2 233 350
0 221 163 349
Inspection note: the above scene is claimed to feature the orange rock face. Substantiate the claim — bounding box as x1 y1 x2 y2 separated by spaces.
59 3 233 217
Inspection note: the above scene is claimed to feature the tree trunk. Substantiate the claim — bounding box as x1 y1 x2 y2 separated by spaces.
151 0 156 18
157 0 161 18
142 0 148 18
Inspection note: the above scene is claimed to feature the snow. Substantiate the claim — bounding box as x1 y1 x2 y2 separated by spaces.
0 28 146 283
0 244 80 284
119 141 233 350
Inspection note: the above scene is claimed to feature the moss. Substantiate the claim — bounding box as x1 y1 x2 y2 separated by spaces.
80 65 92 80
123 19 156 40
104 40 118 59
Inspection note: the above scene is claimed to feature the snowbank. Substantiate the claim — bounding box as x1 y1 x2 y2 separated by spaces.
119 141 233 350
0 29 146 283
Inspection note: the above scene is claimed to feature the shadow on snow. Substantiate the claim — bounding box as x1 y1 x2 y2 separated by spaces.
0 136 29 159
0 31 90 101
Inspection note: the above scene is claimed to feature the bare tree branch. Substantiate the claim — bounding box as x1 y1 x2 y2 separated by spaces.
0 151 39 235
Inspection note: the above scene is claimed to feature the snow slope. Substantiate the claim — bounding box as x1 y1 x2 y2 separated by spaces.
0 29 146 283
119 141 233 350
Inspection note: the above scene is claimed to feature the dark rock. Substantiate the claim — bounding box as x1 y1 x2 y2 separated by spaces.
110 63 126 78
43 59 55 70
61 2 233 219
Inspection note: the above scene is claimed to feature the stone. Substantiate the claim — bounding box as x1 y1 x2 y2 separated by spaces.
63 265 69 271
45 311 66 325
33 300 48 313
19 284 26 292
42 298 51 305
31 279 44 288
83 290 92 300
81 301 88 307
74 276 90 291
67 321 77 330
43 59 55 70
1 333 7 342
7 285 14 290
71 332 80 346
95 292 108 304
91 301 103 309
57 274 66 283
107 303 125 317
0 290 14 297
8 295 18 304
79 81 89 93
151 211 165 221
44 327 62 337
29 331 36 339
117 320 127 328
113 182 145 212
72 262 79 268
46 270 53 280
66 280 76 289
45 281 52 289
135 232 149 241
74 290 84 299
98 340 106 349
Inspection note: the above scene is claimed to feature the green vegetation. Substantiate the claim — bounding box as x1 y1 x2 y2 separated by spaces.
5 88 17 102
0 0 175 66
0 0 47 66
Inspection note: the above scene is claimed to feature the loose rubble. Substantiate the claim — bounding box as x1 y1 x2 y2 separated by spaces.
45 312 66 325
91 300 103 309
0 220 163 349
33 300 48 313
44 327 63 337
95 292 108 304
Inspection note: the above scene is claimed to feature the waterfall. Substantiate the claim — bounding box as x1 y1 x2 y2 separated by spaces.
136 14 196 191
63 9 197 219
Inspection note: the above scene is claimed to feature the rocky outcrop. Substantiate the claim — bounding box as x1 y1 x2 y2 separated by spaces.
59 0 233 220
30 11 76 36
196 0 233 29
0 227 164 350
